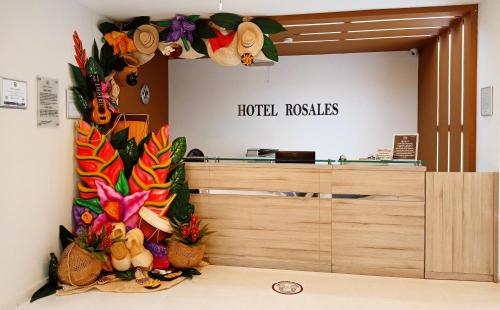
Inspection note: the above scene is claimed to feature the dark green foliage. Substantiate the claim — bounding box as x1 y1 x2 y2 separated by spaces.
181 268 202 278
74 197 103 214
210 13 243 30
168 164 186 190
114 270 135 280
170 137 187 165
92 40 99 63
100 43 126 77
167 182 194 224
122 16 150 31
110 128 130 150
156 20 171 28
59 225 73 249
195 19 217 38
119 139 139 178
30 253 61 303
98 21 119 34
262 36 279 62
69 64 91 99
72 87 91 123
192 36 208 56
252 18 287 34
86 57 104 80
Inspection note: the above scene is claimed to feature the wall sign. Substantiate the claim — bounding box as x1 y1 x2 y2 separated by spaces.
481 86 493 116
37 76 59 127
66 88 81 119
237 103 339 117
392 134 419 160
0 77 27 109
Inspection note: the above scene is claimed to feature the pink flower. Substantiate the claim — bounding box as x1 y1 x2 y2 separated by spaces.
93 180 150 231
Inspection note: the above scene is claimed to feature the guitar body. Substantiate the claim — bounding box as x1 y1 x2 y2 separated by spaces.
89 74 112 125
90 97 111 124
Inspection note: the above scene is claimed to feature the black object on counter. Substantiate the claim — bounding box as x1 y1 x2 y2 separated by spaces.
275 151 315 164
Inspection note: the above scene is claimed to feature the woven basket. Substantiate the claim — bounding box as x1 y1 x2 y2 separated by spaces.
57 243 102 286
167 241 205 269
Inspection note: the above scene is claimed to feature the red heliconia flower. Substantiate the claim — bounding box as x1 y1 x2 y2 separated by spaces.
182 226 190 238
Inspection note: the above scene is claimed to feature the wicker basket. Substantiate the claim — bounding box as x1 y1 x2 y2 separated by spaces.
167 240 205 269
57 243 102 286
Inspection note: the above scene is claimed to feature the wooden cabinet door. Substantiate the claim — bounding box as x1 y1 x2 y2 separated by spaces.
332 199 425 278
425 172 498 281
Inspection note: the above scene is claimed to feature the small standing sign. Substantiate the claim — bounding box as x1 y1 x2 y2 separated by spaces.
392 134 419 160
37 76 59 127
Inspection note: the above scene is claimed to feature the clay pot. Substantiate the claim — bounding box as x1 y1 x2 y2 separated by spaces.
57 243 102 286
167 240 205 269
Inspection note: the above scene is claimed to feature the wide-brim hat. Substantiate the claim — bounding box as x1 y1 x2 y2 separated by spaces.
158 40 205 60
237 22 264 56
129 51 155 66
205 33 241 66
133 24 160 54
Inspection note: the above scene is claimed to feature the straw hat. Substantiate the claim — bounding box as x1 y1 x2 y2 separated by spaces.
205 33 241 66
133 24 159 54
158 40 204 59
237 22 264 56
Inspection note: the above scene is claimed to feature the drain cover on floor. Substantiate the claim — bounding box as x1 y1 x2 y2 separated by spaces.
272 281 303 295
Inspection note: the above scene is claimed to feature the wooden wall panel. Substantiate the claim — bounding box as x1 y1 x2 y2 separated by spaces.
418 39 438 172
118 53 168 132
332 199 425 278
449 22 463 171
438 31 450 172
462 11 478 172
425 172 498 281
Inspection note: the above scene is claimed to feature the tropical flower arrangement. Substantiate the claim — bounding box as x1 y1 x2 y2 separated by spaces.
170 215 214 246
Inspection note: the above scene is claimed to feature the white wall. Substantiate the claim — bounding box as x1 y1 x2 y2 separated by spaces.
169 52 418 159
0 1 102 308
477 0 500 172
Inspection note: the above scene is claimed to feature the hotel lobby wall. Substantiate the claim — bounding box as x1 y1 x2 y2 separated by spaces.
0 1 103 309
168 52 418 159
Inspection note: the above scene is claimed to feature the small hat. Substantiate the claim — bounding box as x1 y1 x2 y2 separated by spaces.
237 22 264 56
205 30 241 66
133 24 159 54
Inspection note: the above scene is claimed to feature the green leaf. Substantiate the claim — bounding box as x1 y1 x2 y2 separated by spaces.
261 36 279 62
59 225 73 249
181 268 201 278
170 137 187 165
156 20 171 28
251 18 287 34
30 283 57 303
187 15 200 23
110 128 129 150
168 164 186 190
75 197 103 214
98 22 119 34
122 16 151 31
69 64 91 98
120 139 139 178
48 253 58 285
92 40 99 63
127 139 139 163
86 57 104 80
138 133 152 158
71 87 91 123
115 270 135 280
181 37 190 51
167 182 193 224
191 36 208 56
195 19 217 38
210 13 243 30
115 171 130 196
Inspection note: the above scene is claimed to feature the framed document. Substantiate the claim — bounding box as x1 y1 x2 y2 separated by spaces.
37 76 59 127
392 134 419 160
0 77 28 109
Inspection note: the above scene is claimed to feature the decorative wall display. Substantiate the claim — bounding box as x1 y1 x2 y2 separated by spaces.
392 134 419 160
66 89 81 119
0 77 27 109
481 86 493 116
37 76 59 127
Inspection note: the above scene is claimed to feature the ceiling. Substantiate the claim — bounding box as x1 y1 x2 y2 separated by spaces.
77 0 478 21
76 0 478 56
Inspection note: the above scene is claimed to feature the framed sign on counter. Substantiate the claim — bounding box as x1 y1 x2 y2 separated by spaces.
0 77 28 109
392 134 419 160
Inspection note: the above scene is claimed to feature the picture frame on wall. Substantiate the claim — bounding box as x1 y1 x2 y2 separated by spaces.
0 77 28 109
392 133 419 160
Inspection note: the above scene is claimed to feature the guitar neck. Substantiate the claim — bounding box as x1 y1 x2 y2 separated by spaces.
91 75 105 107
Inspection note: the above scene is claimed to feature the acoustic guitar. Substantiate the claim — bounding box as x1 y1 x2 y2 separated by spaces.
90 75 111 124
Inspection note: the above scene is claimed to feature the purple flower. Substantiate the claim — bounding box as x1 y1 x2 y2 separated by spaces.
164 15 196 43
145 241 167 257
73 205 97 235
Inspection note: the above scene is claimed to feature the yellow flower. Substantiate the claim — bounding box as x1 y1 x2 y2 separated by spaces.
104 31 137 55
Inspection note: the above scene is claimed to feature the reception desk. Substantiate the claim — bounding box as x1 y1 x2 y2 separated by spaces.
185 162 498 282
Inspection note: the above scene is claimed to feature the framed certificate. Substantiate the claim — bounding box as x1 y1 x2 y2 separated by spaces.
392 134 419 160
0 77 28 109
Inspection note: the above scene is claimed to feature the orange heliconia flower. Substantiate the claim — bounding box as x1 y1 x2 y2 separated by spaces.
104 31 137 55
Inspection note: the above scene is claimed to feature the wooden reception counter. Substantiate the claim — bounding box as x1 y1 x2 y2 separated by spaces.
185 162 498 282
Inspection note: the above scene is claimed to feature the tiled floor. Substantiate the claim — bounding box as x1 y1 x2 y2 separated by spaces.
18 265 500 310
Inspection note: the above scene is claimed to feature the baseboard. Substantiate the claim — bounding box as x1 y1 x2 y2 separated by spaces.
2 277 48 309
